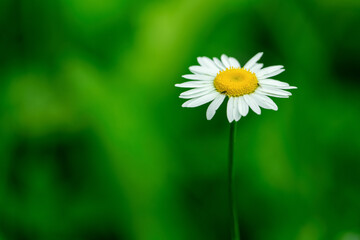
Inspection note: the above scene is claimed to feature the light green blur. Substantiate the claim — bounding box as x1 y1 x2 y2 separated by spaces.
0 0 359 239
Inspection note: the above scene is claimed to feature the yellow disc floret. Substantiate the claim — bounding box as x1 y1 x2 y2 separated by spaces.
214 67 259 97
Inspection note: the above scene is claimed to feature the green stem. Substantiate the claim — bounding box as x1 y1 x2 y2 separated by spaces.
229 122 240 240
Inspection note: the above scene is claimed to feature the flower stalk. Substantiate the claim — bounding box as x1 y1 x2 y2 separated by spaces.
229 121 240 240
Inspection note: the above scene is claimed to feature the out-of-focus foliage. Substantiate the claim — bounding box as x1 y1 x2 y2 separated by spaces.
0 0 359 239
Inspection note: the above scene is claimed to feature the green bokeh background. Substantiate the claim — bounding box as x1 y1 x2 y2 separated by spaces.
1 0 359 239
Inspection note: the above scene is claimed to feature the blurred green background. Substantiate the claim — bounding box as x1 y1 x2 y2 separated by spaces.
1 0 360 239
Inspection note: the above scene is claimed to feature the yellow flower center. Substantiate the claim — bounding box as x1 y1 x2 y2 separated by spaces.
213 67 259 97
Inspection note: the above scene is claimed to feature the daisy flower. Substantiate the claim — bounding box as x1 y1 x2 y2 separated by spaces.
175 53 296 122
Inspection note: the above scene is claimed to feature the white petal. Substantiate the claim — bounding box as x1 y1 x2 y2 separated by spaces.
221 54 231 68
175 81 212 88
252 92 278 110
226 97 234 122
255 88 289 98
182 92 218 108
233 97 241 121
258 69 285 79
279 86 297 90
198 57 218 71
197 57 206 67
243 94 261 115
206 94 226 120
259 79 290 87
180 89 215 99
257 92 289 98
259 81 296 90
213 57 226 70
243 52 263 70
234 111 241 121
258 87 292 96
182 74 214 81
180 86 214 96
237 96 249 117
257 66 284 77
189 66 217 76
229 57 240 68
250 63 263 73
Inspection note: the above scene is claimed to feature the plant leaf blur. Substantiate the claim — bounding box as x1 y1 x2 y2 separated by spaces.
0 0 359 239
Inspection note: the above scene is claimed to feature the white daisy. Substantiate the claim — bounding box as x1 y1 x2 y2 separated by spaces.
175 53 296 122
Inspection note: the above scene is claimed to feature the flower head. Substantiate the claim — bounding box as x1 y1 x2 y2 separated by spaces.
175 53 296 122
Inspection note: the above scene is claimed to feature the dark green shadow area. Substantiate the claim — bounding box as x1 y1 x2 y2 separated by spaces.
0 0 359 239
